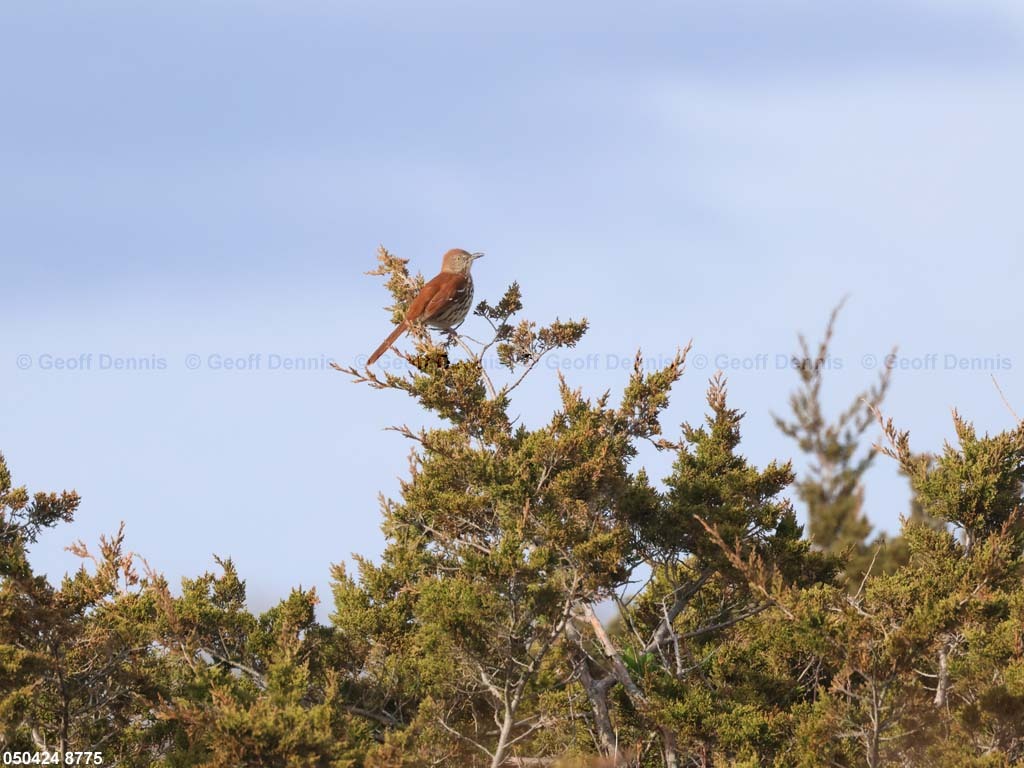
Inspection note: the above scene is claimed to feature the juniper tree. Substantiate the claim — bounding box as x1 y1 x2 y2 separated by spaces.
0 450 374 767
5 255 1024 767
332 249 835 767
774 300 899 585
0 453 160 762
759 409 1024 768
333 248 674 766
568 375 836 767
142 558 374 767
869 409 1024 764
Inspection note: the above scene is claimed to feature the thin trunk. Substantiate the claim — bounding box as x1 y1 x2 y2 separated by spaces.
583 604 646 704
578 658 617 756
661 727 680 768
866 736 879 768
53 650 69 754
934 642 950 707
866 682 881 768
491 707 517 768
567 621 618 757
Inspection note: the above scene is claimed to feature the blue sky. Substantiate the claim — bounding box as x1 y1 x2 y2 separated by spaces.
3 0 1022 615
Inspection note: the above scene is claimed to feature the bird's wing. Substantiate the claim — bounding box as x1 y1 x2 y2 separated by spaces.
412 273 468 321
403 277 443 324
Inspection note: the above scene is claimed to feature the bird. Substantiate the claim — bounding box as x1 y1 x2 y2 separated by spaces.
366 248 484 366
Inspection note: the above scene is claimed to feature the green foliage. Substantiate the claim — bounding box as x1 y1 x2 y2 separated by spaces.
0 456 160 762
3 256 1024 766
774 301 904 586
897 413 1024 550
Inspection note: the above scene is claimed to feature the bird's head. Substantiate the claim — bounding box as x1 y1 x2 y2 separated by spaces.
440 248 484 275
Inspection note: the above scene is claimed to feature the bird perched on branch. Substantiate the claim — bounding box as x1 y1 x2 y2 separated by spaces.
366 248 484 366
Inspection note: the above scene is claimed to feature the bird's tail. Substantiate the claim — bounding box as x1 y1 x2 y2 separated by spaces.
366 321 408 366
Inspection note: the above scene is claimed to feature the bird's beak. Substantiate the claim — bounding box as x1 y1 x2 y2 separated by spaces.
472 252 485 259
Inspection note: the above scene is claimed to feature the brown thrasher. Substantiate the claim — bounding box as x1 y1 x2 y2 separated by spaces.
366 248 484 366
